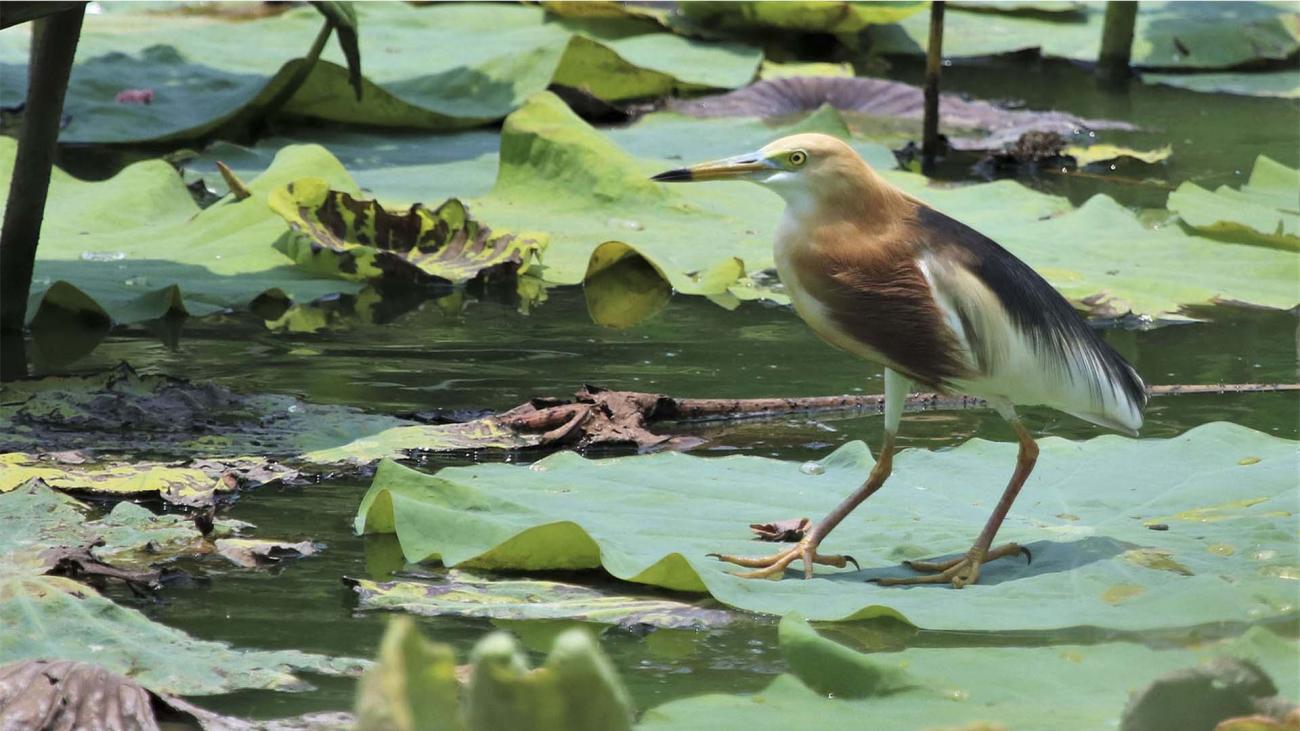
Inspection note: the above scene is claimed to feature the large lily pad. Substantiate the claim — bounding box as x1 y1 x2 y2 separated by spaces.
865 2 1300 70
0 3 762 144
678 2 925 34
348 570 734 630
639 615 1300 730
1168 156 1300 251
1143 69 1300 99
355 422 1300 629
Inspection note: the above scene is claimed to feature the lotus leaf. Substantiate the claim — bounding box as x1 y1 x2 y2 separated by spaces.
1143 70 1300 99
0 453 235 506
0 481 362 694
1167 156 1300 251
355 422 1300 629
0 3 762 144
679 2 925 33
638 615 1300 731
348 570 733 630
268 178 545 286
865 2 1300 70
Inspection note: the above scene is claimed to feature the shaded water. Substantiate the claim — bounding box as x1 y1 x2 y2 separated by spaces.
27 54 1300 720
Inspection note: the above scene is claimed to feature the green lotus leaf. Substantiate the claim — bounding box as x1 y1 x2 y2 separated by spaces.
355 422 1299 629
679 2 926 34
0 3 761 144
0 480 362 694
1167 156 1300 251
1143 69 1300 99
639 616 1300 731
268 178 545 286
355 616 463 731
865 2 1300 69
348 569 734 630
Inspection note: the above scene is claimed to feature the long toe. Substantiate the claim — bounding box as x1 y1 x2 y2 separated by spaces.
709 540 856 580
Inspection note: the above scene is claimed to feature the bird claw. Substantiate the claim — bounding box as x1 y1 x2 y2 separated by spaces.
709 540 858 580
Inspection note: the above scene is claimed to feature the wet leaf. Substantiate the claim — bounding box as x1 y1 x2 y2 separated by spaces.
215 538 319 568
2 136 366 327
0 481 364 695
0 3 761 144
1168 156 1299 251
268 179 544 286
679 1 925 33
347 569 733 630
1066 144 1172 166
355 422 1299 629
0 452 241 507
640 618 1300 731
1142 70 1300 99
865 2 1300 70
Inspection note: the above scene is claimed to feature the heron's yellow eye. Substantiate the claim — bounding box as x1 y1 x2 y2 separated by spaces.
789 150 808 167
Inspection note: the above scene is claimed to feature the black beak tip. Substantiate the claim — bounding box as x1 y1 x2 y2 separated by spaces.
651 168 693 182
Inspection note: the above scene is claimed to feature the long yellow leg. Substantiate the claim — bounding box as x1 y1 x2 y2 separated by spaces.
875 419 1038 589
711 433 895 579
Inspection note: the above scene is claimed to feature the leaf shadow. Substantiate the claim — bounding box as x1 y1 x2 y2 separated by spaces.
832 536 1140 588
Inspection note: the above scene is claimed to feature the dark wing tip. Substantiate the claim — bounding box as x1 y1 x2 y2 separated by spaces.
650 168 693 182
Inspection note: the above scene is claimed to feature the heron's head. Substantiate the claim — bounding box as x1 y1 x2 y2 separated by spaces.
651 133 872 208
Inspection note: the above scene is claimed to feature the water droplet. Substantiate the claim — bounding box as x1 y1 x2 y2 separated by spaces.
81 251 126 262
799 462 825 476
123 276 149 287
606 217 644 231
287 404 302 414
529 463 548 473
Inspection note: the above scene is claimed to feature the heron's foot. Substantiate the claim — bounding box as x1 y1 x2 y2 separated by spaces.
708 536 858 580
872 542 1030 589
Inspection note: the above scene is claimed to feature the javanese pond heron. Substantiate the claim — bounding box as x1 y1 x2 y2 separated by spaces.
652 133 1146 588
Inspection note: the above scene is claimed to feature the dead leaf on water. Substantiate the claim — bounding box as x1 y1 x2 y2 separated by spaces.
1122 548 1195 576
1102 584 1147 605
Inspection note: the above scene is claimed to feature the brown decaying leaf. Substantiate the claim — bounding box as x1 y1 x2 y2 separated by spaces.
749 517 812 542
0 659 357 731
669 76 1136 150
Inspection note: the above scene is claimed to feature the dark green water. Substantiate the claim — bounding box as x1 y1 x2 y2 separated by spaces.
27 56 1300 721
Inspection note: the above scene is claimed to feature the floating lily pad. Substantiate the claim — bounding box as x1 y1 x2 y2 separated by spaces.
1143 69 1300 99
639 615 1300 731
865 2 1300 70
0 3 762 144
1167 156 1300 251
0 453 233 506
348 570 733 630
678 1 925 33
355 422 1299 629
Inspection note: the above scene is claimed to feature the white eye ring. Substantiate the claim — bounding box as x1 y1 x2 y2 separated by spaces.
789 151 808 167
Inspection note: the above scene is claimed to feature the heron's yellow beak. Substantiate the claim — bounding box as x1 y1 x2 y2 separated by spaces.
651 153 773 182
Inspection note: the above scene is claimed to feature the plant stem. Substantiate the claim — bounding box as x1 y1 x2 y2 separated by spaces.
1097 1 1138 87
921 0 945 176
0 6 85 381
239 17 334 141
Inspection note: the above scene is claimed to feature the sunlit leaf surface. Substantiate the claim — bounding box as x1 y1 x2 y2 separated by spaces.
356 422 1299 629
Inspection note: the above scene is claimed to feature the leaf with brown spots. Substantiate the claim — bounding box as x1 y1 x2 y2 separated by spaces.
269 177 544 287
